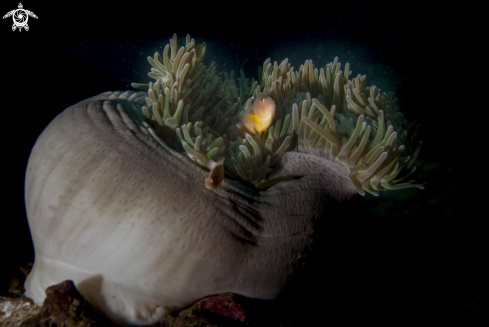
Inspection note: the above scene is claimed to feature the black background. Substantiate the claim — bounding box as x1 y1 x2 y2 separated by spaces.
1 1 484 326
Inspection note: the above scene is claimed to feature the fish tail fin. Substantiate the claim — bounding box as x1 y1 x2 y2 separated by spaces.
226 122 247 140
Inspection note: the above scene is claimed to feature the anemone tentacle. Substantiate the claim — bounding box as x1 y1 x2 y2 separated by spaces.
132 34 424 195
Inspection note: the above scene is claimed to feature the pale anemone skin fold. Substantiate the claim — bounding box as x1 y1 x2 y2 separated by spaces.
24 34 424 325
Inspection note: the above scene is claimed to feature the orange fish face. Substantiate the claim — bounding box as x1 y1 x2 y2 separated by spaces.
204 163 224 190
252 93 276 119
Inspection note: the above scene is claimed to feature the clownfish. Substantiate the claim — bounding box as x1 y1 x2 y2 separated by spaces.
227 93 276 139
204 161 224 190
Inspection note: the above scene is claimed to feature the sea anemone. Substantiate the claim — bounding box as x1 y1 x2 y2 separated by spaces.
24 34 424 325
133 34 423 195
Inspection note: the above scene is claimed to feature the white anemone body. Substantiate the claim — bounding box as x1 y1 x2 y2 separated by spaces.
24 92 328 325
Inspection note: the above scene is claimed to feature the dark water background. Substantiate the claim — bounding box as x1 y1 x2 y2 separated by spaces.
1 1 485 326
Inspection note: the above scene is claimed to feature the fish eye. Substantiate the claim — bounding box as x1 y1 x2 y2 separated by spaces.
260 98 264 102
